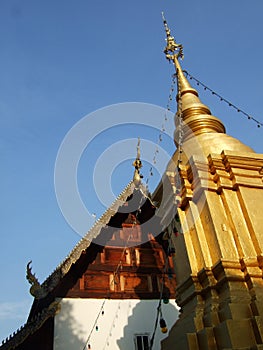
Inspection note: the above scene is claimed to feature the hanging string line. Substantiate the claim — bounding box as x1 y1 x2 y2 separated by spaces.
82 231 133 350
82 299 107 350
83 194 146 349
113 233 132 281
82 77 177 350
145 73 176 188
102 301 122 350
101 195 147 349
183 70 263 128
149 254 170 350
174 70 183 206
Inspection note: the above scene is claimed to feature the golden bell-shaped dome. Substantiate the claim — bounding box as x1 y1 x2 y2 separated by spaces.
172 56 254 156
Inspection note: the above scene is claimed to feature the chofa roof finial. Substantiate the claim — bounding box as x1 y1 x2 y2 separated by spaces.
26 261 44 299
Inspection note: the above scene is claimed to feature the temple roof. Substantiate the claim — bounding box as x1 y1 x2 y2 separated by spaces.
30 181 158 299
1 181 158 349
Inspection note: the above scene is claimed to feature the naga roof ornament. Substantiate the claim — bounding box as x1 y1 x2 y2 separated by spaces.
26 261 45 299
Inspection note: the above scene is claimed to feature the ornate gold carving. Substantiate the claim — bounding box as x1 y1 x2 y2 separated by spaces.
162 12 183 60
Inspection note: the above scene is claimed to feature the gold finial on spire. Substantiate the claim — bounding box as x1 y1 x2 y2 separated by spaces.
161 13 195 98
136 137 141 160
162 12 192 93
132 138 143 187
162 13 225 139
162 12 184 61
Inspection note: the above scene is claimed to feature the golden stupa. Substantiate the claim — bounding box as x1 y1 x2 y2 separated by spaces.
153 15 263 350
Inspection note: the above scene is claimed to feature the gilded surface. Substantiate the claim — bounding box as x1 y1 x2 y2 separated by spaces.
159 16 263 350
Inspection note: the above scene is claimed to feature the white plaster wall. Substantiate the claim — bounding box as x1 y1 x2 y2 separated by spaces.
54 298 179 350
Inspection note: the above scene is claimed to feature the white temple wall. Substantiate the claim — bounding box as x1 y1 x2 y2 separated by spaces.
54 298 179 350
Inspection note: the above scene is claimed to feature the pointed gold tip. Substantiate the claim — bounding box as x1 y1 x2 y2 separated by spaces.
162 12 183 60
161 14 225 142
136 137 141 160
133 138 143 187
161 13 194 101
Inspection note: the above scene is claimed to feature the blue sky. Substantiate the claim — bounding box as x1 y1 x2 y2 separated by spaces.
0 0 262 340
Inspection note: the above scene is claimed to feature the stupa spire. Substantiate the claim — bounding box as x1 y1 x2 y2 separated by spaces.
132 137 143 187
162 13 226 140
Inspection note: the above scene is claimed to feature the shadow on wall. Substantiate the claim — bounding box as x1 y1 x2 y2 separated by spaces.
54 299 86 350
117 239 179 350
116 300 178 350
